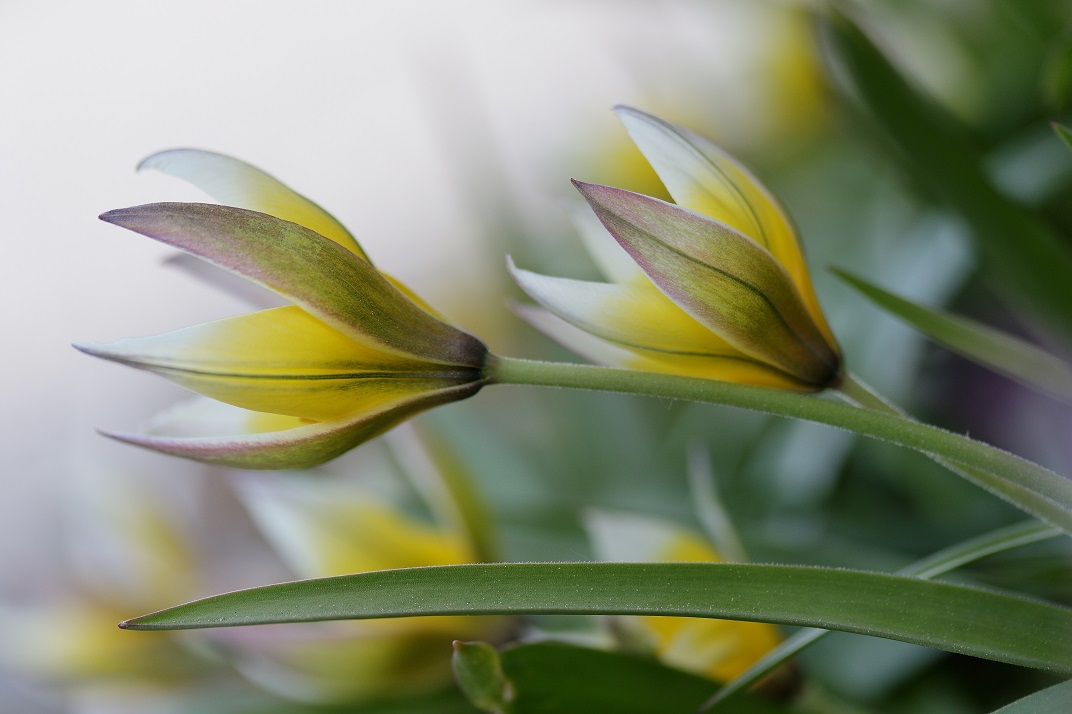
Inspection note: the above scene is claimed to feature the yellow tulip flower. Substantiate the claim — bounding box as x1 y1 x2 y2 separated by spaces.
224 474 509 703
78 151 489 469
512 107 841 391
586 511 781 683
0 484 204 689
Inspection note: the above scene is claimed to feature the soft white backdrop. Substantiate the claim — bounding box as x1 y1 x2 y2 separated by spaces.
1 1 786 708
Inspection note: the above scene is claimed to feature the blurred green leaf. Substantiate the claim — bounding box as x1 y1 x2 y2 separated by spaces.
496 641 787 714
122 562 1072 675
493 358 1072 535
834 268 1072 402
991 678 1072 713
819 11 1072 339
453 641 515 713
1055 122 1072 152
703 520 1062 710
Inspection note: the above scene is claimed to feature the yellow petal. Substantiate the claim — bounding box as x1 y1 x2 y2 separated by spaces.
514 304 808 389
0 603 198 682
100 204 487 368
574 182 840 388
140 149 367 259
642 532 783 681
615 106 835 346
77 306 477 421
102 379 484 470
238 480 474 579
510 261 742 358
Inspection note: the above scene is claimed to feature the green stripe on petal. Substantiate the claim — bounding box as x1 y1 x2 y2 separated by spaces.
101 382 485 470
574 182 840 389
77 311 481 421
614 106 833 345
99 203 486 368
139 149 367 260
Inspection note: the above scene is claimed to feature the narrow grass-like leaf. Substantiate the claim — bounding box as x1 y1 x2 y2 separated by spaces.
121 563 1072 675
991 679 1072 713
820 12 1072 338
490 359 1072 534
990 677 1072 707
703 520 1062 710
834 269 1072 402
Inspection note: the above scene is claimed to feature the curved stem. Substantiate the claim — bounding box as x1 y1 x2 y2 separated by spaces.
486 357 1072 534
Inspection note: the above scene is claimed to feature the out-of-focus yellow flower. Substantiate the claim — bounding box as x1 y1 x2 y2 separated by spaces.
512 107 842 391
585 511 781 683
0 485 204 688
78 151 489 469
221 474 509 704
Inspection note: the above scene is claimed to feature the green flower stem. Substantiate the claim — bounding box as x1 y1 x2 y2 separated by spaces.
834 371 1069 537
486 357 1072 533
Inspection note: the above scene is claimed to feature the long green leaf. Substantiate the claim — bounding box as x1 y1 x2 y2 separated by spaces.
834 268 1072 402
121 563 1072 675
819 12 1072 339
703 520 1062 710
991 679 1072 713
491 359 1072 534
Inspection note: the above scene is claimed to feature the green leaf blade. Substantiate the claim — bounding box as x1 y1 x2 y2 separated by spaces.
492 359 1072 535
819 11 1072 338
834 268 1072 402
703 520 1062 710
121 563 1072 675
991 679 1072 713
1055 123 1072 152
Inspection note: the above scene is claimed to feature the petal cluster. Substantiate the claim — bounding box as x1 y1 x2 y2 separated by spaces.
585 511 782 682
227 474 508 703
512 107 841 391
79 151 488 469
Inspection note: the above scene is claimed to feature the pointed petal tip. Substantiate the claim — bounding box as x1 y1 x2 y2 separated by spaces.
136 150 172 173
97 427 142 445
98 204 158 226
570 179 604 200
611 104 645 119
72 341 127 362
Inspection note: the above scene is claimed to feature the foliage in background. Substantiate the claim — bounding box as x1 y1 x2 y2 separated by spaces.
7 1 1072 713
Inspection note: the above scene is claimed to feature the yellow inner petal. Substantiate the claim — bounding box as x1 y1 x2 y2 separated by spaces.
140 149 367 259
639 532 783 682
619 109 836 348
104 306 473 420
284 499 475 578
